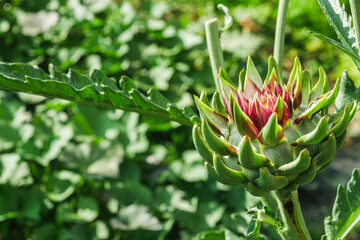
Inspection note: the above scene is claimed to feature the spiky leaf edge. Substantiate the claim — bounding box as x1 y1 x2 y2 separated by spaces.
0 62 199 126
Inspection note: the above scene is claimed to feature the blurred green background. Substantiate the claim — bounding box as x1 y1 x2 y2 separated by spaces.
0 0 359 239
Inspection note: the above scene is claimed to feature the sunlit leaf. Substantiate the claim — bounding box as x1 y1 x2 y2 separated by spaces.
77 197 99 222
46 170 82 202
0 154 32 186
323 169 360 239
110 204 162 231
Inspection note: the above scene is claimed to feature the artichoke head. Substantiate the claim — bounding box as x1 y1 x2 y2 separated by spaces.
193 56 358 196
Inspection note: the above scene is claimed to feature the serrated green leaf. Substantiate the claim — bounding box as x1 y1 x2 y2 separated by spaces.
323 169 360 240
0 62 198 126
310 31 360 68
335 70 360 111
316 0 360 66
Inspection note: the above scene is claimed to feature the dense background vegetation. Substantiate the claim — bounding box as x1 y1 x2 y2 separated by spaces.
0 0 359 239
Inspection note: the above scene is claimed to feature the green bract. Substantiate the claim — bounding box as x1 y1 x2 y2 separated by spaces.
193 56 358 196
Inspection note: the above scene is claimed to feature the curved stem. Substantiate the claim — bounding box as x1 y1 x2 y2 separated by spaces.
275 189 312 240
205 18 226 93
273 0 290 73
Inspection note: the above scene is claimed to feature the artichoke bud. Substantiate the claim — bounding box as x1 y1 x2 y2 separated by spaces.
200 90 211 107
314 134 336 168
276 149 311 175
259 113 283 147
336 130 348 151
247 182 269 197
201 118 237 156
254 167 289 191
213 153 249 187
301 70 311 106
265 56 283 86
289 59 303 110
192 124 214 164
238 136 273 170
233 97 259 140
193 56 358 196
309 66 328 103
294 160 317 185
293 116 328 146
212 91 227 116
205 161 233 185
327 103 351 137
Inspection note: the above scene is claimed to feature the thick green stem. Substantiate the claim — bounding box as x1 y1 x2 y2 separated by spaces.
205 18 226 93
273 0 289 73
275 189 311 240
350 0 360 51
261 191 280 216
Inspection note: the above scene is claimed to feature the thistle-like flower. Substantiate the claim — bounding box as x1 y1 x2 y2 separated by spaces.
193 56 358 196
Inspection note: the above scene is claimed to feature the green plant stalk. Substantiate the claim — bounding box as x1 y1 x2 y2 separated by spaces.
350 0 360 51
205 18 226 93
273 0 290 73
275 189 311 240
261 191 280 216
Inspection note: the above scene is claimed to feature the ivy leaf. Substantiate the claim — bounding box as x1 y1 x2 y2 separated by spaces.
323 169 360 240
0 62 199 126
335 70 359 111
